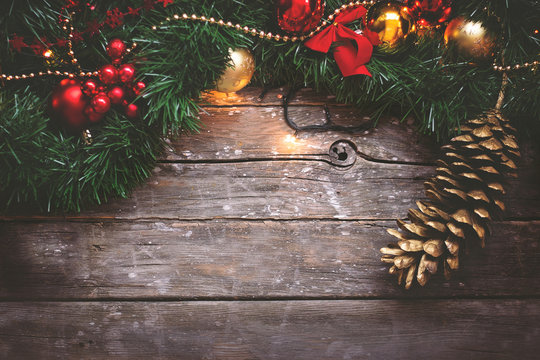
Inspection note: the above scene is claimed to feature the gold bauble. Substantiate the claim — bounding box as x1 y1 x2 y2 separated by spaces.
444 17 498 62
365 1 415 51
215 48 255 93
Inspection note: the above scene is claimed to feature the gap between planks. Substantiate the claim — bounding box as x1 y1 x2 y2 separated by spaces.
1 294 540 303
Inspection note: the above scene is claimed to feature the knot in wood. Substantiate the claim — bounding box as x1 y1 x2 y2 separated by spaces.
328 140 357 167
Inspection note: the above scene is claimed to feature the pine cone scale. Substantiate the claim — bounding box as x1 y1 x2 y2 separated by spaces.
380 110 519 288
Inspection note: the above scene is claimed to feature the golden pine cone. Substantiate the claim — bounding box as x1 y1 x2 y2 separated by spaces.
381 109 520 289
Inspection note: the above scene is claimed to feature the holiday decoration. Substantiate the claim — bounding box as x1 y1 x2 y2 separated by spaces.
81 80 99 97
381 109 519 289
108 86 125 104
118 63 136 83
106 38 127 60
124 103 139 119
99 64 118 84
275 0 325 35
365 1 415 51
84 103 105 123
405 0 452 28
133 81 146 96
90 93 111 114
305 5 379 77
49 79 89 132
1 0 539 296
444 17 497 62
215 48 255 93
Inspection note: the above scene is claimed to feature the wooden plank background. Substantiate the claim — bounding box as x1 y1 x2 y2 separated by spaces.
1 87 539 359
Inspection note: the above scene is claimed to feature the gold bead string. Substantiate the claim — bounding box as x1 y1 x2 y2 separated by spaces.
0 13 96 82
0 12 137 83
120 42 138 61
151 1 377 43
492 60 539 72
0 70 99 82
62 13 81 72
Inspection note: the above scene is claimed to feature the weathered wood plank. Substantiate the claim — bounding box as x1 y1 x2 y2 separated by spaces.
87 155 539 220
2 152 537 220
167 105 437 164
200 87 342 106
78 160 434 220
1 220 538 299
1 300 538 359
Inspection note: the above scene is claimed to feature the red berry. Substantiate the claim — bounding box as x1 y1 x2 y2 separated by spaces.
133 81 146 96
84 105 104 123
124 103 139 119
106 38 127 60
91 93 111 113
107 86 125 105
81 80 98 97
118 63 136 83
99 64 118 85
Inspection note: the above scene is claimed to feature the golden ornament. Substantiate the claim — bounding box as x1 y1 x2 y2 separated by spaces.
381 110 519 289
365 1 415 51
215 48 255 93
444 17 498 62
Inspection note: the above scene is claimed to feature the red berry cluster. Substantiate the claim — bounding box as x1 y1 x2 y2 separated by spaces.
81 39 146 123
9 0 173 54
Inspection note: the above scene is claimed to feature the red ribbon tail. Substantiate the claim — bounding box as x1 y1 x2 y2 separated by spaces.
304 27 335 53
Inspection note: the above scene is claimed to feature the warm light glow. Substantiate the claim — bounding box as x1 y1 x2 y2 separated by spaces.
385 12 400 21
284 134 302 146
43 49 53 58
204 90 241 101
462 21 485 37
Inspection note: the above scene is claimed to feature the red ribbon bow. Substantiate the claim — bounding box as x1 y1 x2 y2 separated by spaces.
305 6 379 77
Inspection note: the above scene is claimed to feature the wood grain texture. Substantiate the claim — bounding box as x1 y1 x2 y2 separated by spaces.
78 160 433 220
1 220 538 299
1 87 539 358
166 106 437 164
1 300 539 359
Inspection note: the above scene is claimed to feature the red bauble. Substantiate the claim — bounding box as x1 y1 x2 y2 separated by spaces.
84 105 104 123
81 80 99 97
276 0 325 35
99 64 118 84
124 103 139 119
133 81 146 96
49 79 89 132
106 38 127 60
91 93 111 113
405 0 452 27
118 63 136 83
108 86 125 105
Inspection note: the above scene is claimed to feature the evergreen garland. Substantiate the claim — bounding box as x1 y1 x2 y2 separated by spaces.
0 0 538 212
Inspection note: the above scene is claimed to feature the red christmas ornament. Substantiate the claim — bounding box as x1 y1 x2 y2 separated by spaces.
49 79 89 132
133 81 146 96
276 0 325 35
81 80 98 97
118 63 136 83
124 103 139 119
108 86 125 105
106 38 127 59
91 93 111 113
405 0 452 28
99 64 118 84
84 105 104 123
